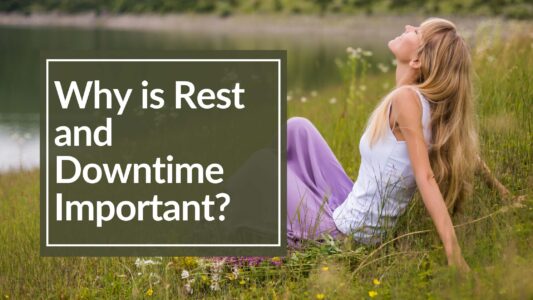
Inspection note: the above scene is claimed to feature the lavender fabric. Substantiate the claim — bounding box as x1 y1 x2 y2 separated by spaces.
287 117 354 246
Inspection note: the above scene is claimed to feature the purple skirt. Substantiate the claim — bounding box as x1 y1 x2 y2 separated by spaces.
287 117 354 246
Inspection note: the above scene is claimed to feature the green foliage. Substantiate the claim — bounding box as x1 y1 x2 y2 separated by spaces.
1 0 533 19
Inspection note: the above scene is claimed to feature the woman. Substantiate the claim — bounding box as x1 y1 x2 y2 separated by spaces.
287 17 512 272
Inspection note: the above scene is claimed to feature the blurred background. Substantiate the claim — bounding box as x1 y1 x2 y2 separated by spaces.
0 0 531 172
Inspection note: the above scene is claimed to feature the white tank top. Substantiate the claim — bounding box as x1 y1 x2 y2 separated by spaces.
332 88 432 244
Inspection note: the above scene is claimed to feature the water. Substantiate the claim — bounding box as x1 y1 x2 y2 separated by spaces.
0 114 39 172
0 23 399 172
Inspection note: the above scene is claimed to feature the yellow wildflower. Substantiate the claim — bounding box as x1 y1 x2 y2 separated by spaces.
373 278 381 285
321 266 329 272
184 256 197 268
271 256 281 262
145 288 154 297
316 293 325 299
239 279 246 285
368 290 378 298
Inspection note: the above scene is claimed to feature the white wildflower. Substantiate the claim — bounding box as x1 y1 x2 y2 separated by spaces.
300 97 307 103
310 90 318 97
181 269 190 280
208 259 224 291
350 51 361 59
210 282 220 291
377 63 389 73
232 266 239 279
362 50 373 56
287 95 292 101
391 59 397 66
329 97 337 104
346 46 363 58
185 282 193 294
135 258 161 268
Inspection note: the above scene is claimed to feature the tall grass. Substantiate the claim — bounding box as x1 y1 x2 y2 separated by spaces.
1 20 532 299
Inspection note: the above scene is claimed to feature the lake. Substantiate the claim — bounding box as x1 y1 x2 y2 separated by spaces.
0 15 483 172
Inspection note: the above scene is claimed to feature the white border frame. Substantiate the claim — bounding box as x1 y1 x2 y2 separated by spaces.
46 58 282 247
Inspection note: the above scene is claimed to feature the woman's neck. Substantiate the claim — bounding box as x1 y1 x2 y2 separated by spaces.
395 63 418 87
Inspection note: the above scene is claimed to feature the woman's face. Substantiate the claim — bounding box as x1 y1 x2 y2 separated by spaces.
388 25 422 64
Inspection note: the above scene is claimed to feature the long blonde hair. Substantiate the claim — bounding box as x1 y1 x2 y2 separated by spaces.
363 17 480 213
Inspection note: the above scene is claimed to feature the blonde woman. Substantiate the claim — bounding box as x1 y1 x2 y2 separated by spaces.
287 17 514 272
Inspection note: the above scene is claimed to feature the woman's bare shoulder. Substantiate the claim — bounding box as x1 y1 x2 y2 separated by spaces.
390 85 423 124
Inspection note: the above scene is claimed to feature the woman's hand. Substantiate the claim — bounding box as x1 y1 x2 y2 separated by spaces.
476 157 508 197
447 249 471 273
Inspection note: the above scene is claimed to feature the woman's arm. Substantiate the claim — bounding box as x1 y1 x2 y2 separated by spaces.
391 87 470 272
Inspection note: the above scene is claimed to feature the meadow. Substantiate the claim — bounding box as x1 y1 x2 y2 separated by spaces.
0 20 532 299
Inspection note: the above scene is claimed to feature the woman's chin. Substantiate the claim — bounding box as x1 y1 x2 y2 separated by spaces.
387 41 395 53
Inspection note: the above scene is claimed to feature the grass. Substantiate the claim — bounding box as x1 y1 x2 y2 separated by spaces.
1 20 532 299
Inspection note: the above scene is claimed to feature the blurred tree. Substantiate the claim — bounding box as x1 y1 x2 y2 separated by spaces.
314 0 333 15
0 0 530 19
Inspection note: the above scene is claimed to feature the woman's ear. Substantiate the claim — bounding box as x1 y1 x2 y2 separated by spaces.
409 57 421 70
